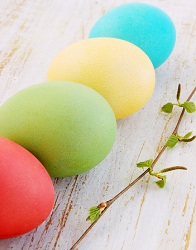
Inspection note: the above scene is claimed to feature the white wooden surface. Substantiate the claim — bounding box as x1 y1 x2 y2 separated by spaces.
0 0 195 249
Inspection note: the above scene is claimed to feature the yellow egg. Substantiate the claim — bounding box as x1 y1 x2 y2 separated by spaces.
47 38 155 119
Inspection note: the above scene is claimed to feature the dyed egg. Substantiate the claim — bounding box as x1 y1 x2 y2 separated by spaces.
0 137 54 239
47 38 155 119
0 82 116 177
89 3 176 68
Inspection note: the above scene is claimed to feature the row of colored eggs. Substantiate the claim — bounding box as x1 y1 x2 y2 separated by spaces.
0 3 175 239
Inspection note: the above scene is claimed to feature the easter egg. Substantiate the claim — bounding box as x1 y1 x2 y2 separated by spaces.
89 3 176 68
0 82 116 177
47 38 155 119
0 137 54 239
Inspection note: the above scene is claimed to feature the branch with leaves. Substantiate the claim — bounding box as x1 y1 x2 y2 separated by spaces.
162 84 196 113
136 159 186 188
70 84 196 250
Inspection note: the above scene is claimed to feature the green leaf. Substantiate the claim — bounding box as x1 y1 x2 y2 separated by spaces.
86 216 90 221
183 131 192 139
161 103 174 113
156 176 166 188
137 159 154 168
165 134 179 148
181 102 196 113
86 206 101 223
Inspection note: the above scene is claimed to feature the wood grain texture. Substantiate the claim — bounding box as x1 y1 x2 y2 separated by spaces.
0 0 195 249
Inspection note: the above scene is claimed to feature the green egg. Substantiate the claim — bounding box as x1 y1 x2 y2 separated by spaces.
0 81 117 177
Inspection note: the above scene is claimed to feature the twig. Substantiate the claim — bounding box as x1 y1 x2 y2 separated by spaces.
173 86 196 134
70 85 196 250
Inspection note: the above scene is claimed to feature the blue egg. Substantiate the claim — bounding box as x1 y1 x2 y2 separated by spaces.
89 3 176 68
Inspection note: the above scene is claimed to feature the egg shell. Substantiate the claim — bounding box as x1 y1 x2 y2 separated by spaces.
0 81 117 177
89 3 176 68
47 38 155 119
0 137 55 239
